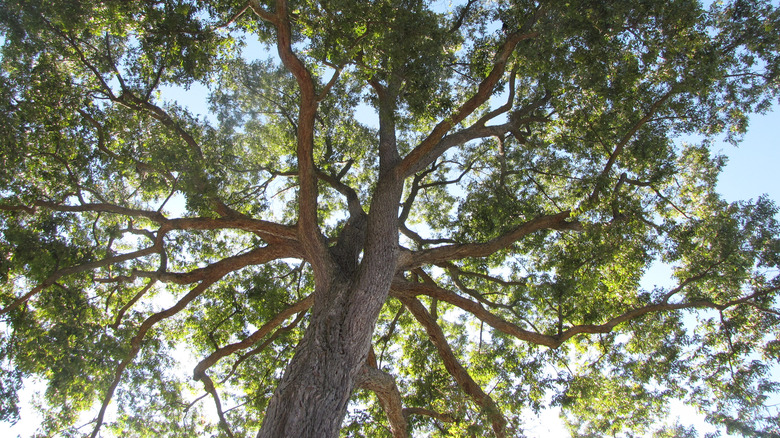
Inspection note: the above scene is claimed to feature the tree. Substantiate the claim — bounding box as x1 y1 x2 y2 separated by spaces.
1 0 779 436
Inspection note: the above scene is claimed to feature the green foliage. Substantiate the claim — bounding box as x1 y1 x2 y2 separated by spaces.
1 0 779 437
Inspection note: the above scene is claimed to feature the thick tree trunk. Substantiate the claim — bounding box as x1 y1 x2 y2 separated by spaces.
255 276 386 437
258 178 403 437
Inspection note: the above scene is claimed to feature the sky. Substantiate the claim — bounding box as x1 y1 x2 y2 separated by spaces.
716 109 780 203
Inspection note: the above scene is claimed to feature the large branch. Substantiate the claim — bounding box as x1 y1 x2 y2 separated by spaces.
217 309 307 385
134 245 296 284
89 244 290 438
399 296 508 438
90 277 217 438
399 211 581 269
401 92 551 180
193 295 314 379
251 0 327 266
393 277 780 351
356 365 409 438
0 208 301 315
199 372 236 438
0 200 166 222
556 285 780 343
3 198 298 246
316 169 363 219
164 217 299 246
356 359 456 435
397 29 539 178
0 244 162 316
391 278 557 348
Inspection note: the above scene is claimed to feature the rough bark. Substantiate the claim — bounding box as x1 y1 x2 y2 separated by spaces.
256 178 403 436
256 270 396 437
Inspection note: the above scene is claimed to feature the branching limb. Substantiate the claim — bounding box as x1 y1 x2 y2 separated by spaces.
394 276 779 350
248 0 279 24
89 244 290 437
554 287 780 344
441 262 526 288
400 225 459 247
111 280 156 329
356 365 409 438
212 2 251 30
378 305 406 368
251 0 328 266
391 278 557 348
316 169 363 219
1 200 167 223
399 295 508 438
1 244 162 316
623 176 692 219
443 265 518 310
448 0 478 34
134 246 297 285
90 277 219 438
218 310 308 385
199 372 236 438
317 63 346 101
399 160 473 247
3 196 298 244
585 89 675 206
193 295 314 379
163 217 299 246
398 13 543 177
399 211 581 269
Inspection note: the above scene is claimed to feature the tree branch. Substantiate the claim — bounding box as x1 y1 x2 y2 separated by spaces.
397 29 540 177
199 373 236 438
356 365 409 438
4 197 298 246
111 280 156 329
586 89 675 205
399 211 581 269
252 0 328 267
391 278 557 348
1 244 162 316
218 310 307 385
89 244 290 438
557 285 780 344
399 295 508 437
90 277 219 438
193 295 314 380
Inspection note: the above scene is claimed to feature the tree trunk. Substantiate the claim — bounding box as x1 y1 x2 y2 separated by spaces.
257 82 403 438
257 271 397 437
258 182 402 437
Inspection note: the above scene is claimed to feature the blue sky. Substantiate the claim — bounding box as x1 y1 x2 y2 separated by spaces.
716 108 780 203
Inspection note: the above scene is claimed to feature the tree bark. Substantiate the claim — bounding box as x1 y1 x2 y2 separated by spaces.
256 274 400 436
257 178 403 437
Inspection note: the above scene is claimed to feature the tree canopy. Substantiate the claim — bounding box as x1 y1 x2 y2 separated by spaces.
1 0 779 436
